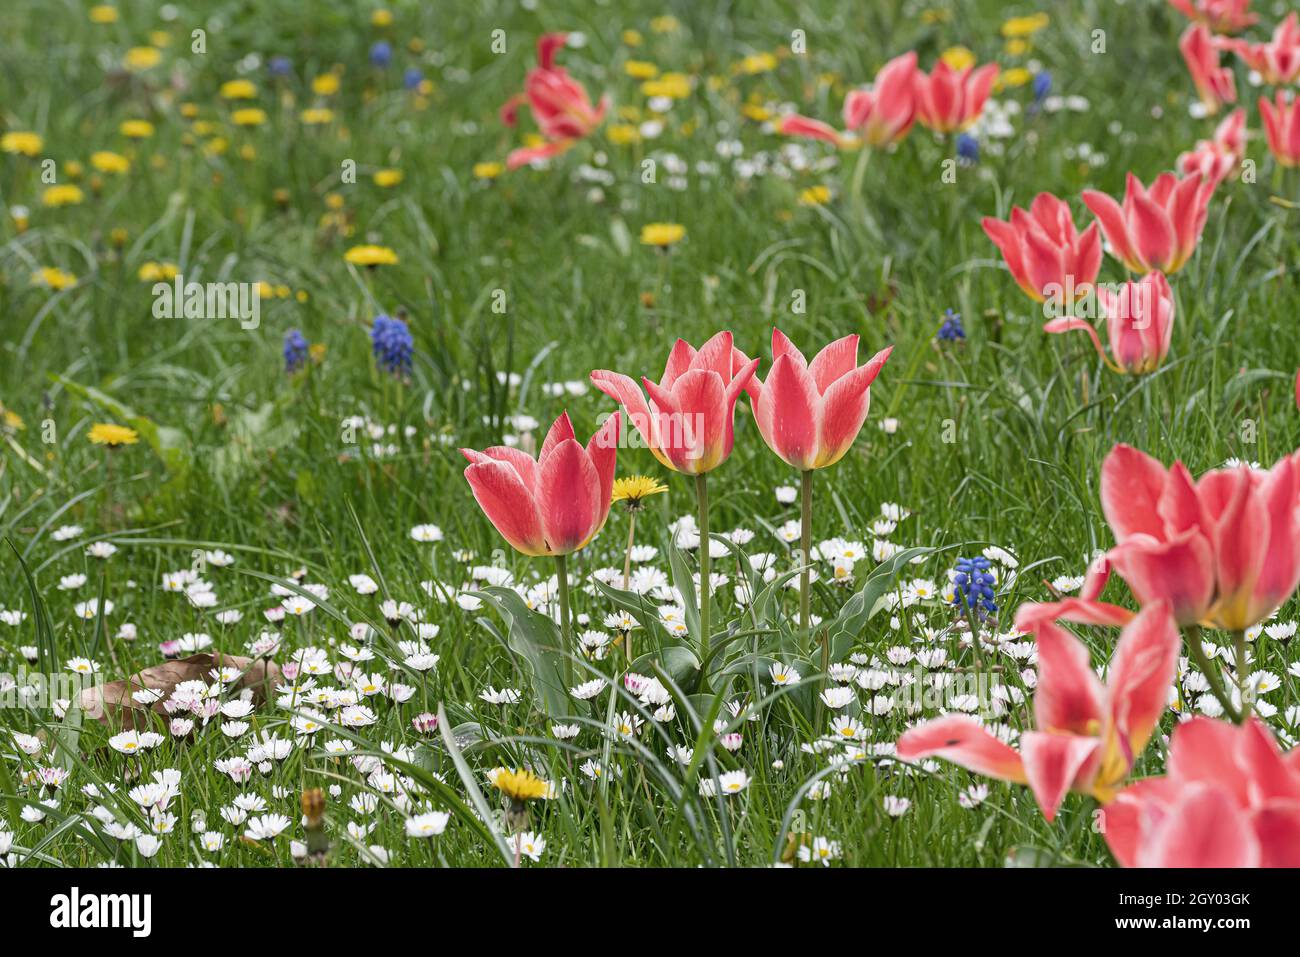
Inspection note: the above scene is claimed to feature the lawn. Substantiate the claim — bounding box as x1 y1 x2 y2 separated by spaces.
1 0 1298 869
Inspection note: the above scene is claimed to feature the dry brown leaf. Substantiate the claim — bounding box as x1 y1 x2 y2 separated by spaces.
79 653 281 729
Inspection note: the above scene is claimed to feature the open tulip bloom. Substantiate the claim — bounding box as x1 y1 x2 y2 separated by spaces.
897 602 1180 821
981 192 1101 306
1179 23 1236 115
779 51 918 150
1043 271 1174 374
461 410 620 685
1082 171 1215 275
913 59 999 134
1100 717 1300 867
743 330 892 629
591 331 759 652
501 32 609 170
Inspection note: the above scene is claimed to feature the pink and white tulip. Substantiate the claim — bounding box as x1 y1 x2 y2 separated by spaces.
1083 444 1300 631
779 52 917 148
502 33 609 170
1179 23 1236 114
742 330 892 471
1100 717 1300 867
1259 91 1300 168
1178 107 1246 186
1082 171 1215 275
1043 271 1175 374
1223 12 1300 85
1168 0 1257 34
982 193 1102 305
913 59 999 134
461 411 619 557
590 332 758 476
897 602 1180 820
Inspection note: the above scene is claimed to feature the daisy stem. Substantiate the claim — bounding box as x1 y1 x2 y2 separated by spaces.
695 472 711 657
555 553 572 691
1184 624 1241 723
799 469 813 632
1233 628 1251 721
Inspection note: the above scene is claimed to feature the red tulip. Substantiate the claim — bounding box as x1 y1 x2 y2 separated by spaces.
1168 0 1258 34
897 602 1180 820
1178 107 1246 187
1043 271 1175 374
1100 717 1300 867
1223 12 1300 85
460 411 619 557
913 59 999 134
743 330 892 471
779 52 917 149
590 331 758 476
502 33 609 170
1259 90 1300 168
1082 171 1215 274
1179 23 1236 114
982 193 1102 305
1083 444 1300 631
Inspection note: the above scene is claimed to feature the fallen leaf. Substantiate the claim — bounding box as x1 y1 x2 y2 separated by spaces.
79 653 281 728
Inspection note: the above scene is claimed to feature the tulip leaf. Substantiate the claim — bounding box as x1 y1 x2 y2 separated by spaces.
631 644 700 694
473 585 570 717
828 546 934 652
592 579 666 640
667 538 702 645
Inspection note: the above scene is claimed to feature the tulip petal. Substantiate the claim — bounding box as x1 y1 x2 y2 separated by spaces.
1021 731 1101 822
1031 621 1106 735
536 438 600 554
807 334 859 395
1135 783 1259 867
463 459 547 556
813 350 891 469
1100 444 1171 540
896 714 1027 782
756 354 818 470
1104 601 1181 759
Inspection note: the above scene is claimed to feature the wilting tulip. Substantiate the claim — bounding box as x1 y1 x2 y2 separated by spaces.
981 193 1102 305
501 33 609 170
1086 444 1300 635
781 52 918 149
461 410 620 691
897 602 1180 821
461 411 619 557
1100 717 1300 867
1168 0 1257 34
1259 91 1300 168
913 59 999 133
1179 24 1236 114
591 332 759 652
742 330 892 628
1043 271 1174 374
1223 12 1300 85
1082 171 1215 275
1177 107 1246 186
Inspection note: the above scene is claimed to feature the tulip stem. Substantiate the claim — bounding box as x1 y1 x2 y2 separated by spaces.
850 145 872 209
1184 624 1242 723
799 469 813 632
1233 629 1251 721
554 553 572 691
695 472 711 657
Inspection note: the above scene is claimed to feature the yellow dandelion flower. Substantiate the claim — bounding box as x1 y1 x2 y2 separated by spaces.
66 160 85 179
607 123 641 145
219 79 258 100
120 119 155 138
612 475 668 507
137 261 179 282
312 73 340 96
32 267 77 290
88 423 139 447
231 108 267 127
624 60 658 80
344 244 398 266
1 403 24 432
641 73 691 99
325 192 345 210
738 52 778 75
650 15 680 33
11 206 30 231
1001 13 1050 38
90 151 131 174
89 5 119 23
42 185 84 208
180 102 200 119
997 68 1033 91
373 168 403 187
940 46 977 71
149 31 171 48
741 103 771 122
1004 38 1030 57
1 131 43 156
123 47 162 71
371 8 393 27
640 222 685 247
472 161 503 180
491 768 550 802
798 185 832 206
300 108 335 125
622 29 643 47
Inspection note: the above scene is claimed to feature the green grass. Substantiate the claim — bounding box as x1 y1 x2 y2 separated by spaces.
1 0 1298 868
